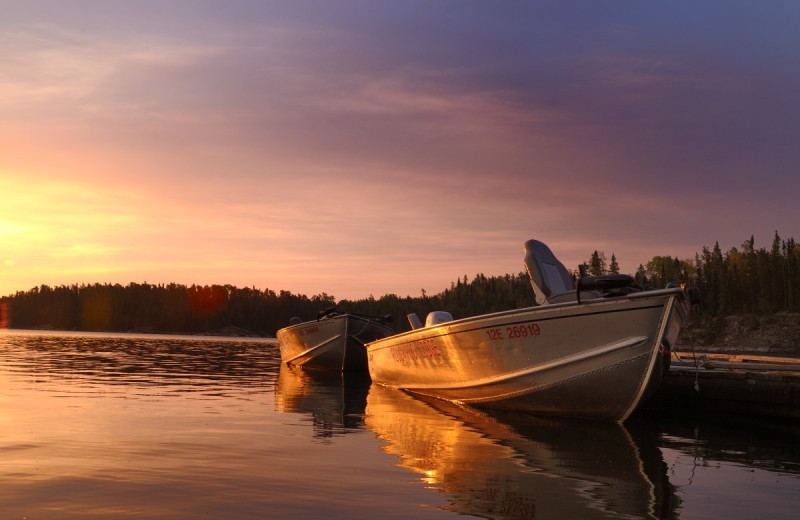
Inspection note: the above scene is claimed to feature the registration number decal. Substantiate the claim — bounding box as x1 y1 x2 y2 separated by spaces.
486 323 541 341
298 325 319 336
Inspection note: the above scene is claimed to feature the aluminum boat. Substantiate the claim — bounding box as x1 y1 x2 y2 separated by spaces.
366 239 691 421
277 308 394 373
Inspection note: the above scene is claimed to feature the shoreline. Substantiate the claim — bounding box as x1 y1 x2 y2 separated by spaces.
0 327 278 344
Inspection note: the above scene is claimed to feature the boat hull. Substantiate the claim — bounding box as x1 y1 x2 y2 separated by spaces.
277 314 394 373
366 289 688 421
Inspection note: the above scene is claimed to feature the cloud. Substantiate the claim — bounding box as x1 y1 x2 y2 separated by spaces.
1 1 798 299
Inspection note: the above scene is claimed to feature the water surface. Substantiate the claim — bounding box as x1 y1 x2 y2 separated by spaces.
1 330 798 519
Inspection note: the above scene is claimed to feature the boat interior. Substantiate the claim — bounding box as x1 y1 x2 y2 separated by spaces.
524 239 638 305
407 239 648 330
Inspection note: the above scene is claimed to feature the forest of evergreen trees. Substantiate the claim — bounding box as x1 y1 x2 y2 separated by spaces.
2 232 798 340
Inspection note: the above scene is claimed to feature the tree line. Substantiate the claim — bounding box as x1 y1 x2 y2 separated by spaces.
2 232 797 340
0 283 338 336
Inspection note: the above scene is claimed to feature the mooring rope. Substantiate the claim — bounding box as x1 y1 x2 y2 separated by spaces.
681 323 701 393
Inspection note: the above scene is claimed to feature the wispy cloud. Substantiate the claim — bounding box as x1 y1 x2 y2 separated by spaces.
1 1 798 299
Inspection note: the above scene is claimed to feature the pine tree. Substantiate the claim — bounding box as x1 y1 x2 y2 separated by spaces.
635 264 648 286
609 254 620 274
588 251 607 276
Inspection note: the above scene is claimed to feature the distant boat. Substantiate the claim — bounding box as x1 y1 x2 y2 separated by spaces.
366 239 692 422
277 308 394 373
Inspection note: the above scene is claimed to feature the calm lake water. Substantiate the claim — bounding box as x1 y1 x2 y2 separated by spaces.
1 330 798 519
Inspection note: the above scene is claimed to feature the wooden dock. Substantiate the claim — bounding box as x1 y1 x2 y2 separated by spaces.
647 353 800 420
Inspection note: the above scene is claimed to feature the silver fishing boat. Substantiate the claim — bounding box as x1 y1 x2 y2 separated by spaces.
277 308 394 373
366 239 691 421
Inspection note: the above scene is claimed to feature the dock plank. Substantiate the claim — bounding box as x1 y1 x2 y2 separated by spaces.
646 352 800 420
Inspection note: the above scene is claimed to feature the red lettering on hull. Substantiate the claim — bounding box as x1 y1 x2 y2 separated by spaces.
486 323 541 341
390 339 442 363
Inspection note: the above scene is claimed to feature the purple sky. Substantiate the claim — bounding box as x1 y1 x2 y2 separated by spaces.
2 1 798 300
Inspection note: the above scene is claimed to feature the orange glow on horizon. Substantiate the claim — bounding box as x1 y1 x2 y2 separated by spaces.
0 303 8 328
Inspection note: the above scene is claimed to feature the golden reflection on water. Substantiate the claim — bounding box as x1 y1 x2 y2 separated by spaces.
0 331 455 520
275 363 370 440
0 331 283 518
365 384 675 519
2 331 799 519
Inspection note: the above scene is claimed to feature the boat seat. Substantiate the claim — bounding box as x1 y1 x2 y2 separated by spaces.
524 239 600 305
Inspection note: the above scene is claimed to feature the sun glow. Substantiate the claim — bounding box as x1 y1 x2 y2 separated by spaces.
0 173 149 295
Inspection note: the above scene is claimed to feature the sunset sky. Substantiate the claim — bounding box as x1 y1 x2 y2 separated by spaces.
2 1 798 301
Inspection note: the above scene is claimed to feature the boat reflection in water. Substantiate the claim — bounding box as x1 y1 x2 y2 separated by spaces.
274 363 370 439
365 384 676 520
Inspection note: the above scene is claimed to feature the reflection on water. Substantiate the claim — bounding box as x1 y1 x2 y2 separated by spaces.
366 384 676 519
640 409 800 476
635 407 800 520
1 330 799 520
0 331 454 520
275 363 370 440
0 331 283 519
0 330 280 396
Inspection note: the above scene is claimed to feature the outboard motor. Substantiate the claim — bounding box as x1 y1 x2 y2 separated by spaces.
407 311 453 330
425 311 453 327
